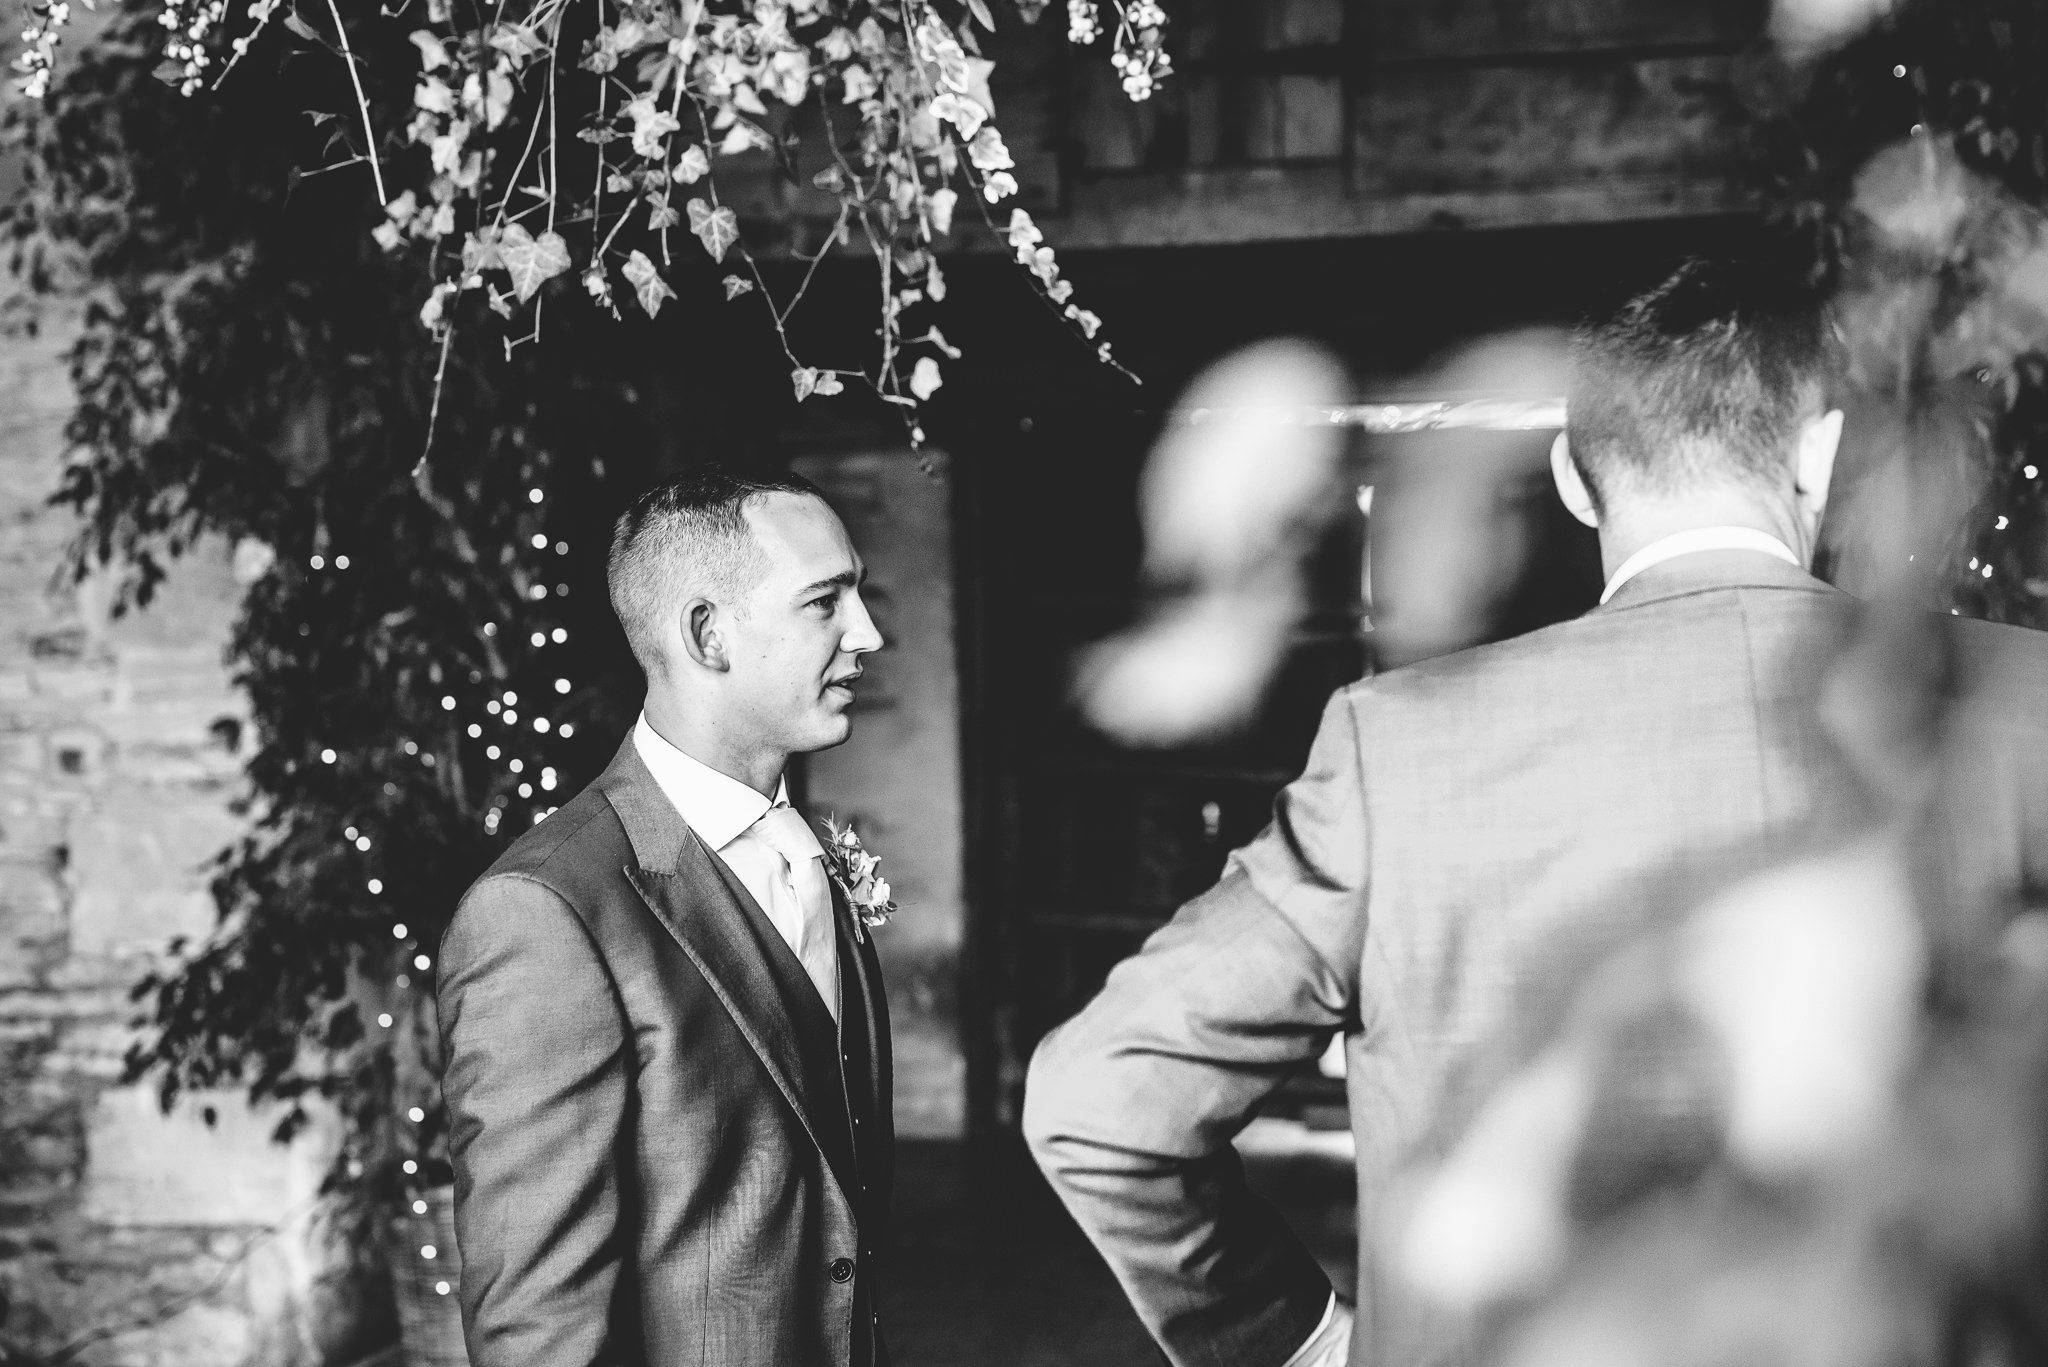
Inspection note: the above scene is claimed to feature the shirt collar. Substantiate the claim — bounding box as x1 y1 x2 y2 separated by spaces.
1599 526 1802 605
632 713 787 852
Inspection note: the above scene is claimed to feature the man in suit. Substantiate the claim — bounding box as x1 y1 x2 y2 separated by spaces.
1022 261 2048 1367
437 467 892 1367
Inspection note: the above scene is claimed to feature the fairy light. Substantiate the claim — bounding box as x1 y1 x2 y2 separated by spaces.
408 1107 425 1123
402 1160 418 1175
551 628 567 643
441 695 456 710
486 700 501 715
508 759 524 773
555 678 570 693
355 835 371 851
559 723 576 738
504 709 519 724
531 631 547 646
368 878 384 894
530 534 548 549
412 1198 428 1214
310 555 325 569
393 923 408 938
467 724 482 737
414 954 431 970
528 488 543 504
421 1244 438 1260
534 718 551 733
436 1281 451 1295
377 1012 393 1028
335 555 351 569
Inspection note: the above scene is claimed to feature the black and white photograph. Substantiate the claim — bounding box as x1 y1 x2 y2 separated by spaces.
1 0 2046 1362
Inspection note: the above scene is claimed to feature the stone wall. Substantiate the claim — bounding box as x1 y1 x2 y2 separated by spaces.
0 311 342 1365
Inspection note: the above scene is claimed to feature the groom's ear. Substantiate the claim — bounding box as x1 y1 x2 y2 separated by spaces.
679 598 730 672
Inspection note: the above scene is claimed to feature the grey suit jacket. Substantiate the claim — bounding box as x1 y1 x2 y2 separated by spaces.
1023 552 2048 1367
437 737 893 1367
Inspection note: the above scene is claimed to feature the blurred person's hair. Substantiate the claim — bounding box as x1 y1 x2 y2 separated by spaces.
1567 257 1833 513
608 466 823 677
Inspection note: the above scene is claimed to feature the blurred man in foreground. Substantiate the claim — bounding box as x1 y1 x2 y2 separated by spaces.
1023 261 2048 1367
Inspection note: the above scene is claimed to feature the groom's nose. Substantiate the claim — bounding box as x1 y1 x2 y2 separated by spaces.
842 588 884 655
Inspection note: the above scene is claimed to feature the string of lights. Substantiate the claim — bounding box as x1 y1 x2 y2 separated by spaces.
305 465 597 1300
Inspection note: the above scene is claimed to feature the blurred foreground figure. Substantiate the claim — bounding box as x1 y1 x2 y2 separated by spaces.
1023 260 2048 1367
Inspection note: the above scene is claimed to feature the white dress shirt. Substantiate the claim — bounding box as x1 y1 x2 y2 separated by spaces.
1599 526 1802 604
633 715 839 1023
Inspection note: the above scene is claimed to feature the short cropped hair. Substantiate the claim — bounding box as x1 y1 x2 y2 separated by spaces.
607 467 823 677
1567 258 1833 512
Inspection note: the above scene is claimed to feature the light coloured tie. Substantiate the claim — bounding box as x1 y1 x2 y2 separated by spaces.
752 803 840 1022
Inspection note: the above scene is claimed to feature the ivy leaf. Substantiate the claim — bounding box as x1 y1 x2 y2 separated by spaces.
723 275 754 300
686 198 739 262
648 202 680 230
965 0 996 29
622 250 675 319
814 371 845 396
672 145 710 184
283 10 321 42
793 367 819 401
929 92 987 139
489 23 546 64
910 356 943 400
498 224 571 302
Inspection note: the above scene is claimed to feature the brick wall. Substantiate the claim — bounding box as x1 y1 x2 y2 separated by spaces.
0 311 358 1364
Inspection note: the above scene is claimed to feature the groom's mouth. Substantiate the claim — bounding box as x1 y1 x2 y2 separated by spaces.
825 671 862 701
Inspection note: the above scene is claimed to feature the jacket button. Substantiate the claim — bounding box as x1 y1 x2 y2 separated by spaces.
829 1258 855 1283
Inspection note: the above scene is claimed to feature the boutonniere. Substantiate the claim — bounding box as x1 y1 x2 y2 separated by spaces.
818 817 897 941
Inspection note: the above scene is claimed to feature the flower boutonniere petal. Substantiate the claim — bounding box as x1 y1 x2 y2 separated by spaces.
818 817 897 940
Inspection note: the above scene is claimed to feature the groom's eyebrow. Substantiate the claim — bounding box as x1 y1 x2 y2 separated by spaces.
796 566 865 597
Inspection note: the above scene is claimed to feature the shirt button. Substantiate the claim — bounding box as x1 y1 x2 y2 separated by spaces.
829 1258 855 1283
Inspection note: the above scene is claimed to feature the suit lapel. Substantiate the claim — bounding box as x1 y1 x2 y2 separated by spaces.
832 883 892 1149
601 738 858 1208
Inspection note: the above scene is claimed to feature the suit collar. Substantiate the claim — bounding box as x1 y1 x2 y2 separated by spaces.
630 713 789 853
1599 527 1801 603
1597 548 1842 612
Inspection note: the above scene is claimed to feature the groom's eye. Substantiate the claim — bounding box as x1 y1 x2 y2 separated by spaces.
808 593 836 612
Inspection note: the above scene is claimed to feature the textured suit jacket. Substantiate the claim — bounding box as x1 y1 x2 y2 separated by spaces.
437 736 893 1367
1024 552 2048 1367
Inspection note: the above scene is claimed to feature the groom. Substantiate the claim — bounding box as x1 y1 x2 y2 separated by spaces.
437 468 891 1367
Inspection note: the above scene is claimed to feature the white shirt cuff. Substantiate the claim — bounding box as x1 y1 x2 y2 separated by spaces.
1279 1293 1351 1367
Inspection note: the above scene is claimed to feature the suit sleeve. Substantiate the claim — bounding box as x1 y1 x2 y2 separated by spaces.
437 872 630 1367
1023 690 1372 1367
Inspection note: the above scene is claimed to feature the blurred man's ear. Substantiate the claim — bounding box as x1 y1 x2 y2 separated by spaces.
1550 432 1599 529
1795 408 1844 522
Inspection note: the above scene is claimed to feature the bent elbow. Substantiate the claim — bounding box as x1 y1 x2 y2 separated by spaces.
1020 1028 1079 1164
